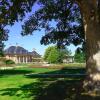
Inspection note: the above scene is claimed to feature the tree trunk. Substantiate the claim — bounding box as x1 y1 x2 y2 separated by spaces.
76 0 100 93
84 21 100 93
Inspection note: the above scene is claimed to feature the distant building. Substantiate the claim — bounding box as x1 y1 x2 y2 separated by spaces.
4 46 41 63
63 55 74 63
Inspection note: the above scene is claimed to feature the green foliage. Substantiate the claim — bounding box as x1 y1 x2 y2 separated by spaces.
44 46 71 64
21 1 85 48
0 0 85 52
47 47 60 63
74 50 86 63
44 46 53 61
4 59 15 65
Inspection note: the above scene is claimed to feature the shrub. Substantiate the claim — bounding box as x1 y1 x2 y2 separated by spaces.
4 59 15 65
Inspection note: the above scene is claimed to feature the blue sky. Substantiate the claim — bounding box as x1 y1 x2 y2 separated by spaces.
4 3 81 56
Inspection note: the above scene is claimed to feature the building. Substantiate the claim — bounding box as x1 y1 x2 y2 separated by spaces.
4 46 41 63
63 55 74 63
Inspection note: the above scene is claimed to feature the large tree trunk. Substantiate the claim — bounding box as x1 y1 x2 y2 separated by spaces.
84 21 100 92
76 0 100 93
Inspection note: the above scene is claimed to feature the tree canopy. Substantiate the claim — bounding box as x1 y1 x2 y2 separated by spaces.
1 0 100 48
21 0 85 48
0 0 86 54
44 46 71 63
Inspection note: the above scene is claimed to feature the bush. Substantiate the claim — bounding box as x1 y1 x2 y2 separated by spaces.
4 59 15 65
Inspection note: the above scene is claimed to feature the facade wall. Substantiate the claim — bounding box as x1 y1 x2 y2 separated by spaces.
5 55 33 63
63 56 74 63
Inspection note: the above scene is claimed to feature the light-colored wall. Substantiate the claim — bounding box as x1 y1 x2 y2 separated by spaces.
63 57 74 63
5 55 33 63
5 55 17 62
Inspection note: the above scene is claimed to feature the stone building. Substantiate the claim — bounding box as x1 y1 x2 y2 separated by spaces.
4 46 41 63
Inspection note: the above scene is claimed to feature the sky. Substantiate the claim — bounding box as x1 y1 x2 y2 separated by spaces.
4 3 81 56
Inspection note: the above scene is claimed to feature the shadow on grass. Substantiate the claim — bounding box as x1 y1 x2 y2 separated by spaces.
0 67 86 77
0 78 100 100
25 67 86 78
0 68 100 100
0 69 33 76
44 67 86 74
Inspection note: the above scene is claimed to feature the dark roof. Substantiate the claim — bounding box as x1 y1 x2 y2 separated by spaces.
32 51 41 57
4 46 41 57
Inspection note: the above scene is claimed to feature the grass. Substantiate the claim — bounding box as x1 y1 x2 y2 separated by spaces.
0 74 32 99
0 64 100 100
0 67 59 100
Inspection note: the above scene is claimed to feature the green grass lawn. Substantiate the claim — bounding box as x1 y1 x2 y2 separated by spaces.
0 67 58 100
0 64 99 100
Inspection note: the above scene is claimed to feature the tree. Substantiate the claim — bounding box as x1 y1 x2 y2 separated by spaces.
74 50 85 63
43 46 53 61
0 0 100 91
44 46 71 63
47 46 60 63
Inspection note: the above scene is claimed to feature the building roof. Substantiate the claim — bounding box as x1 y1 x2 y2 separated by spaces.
4 46 41 57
